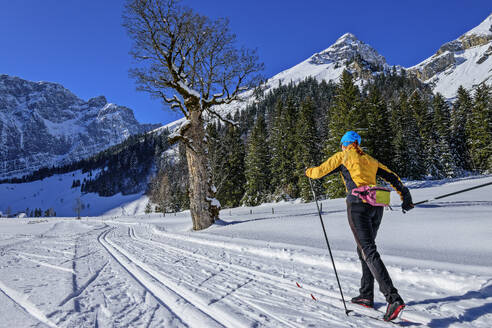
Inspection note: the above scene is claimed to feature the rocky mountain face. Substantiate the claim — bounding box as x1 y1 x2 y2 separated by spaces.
0 75 160 179
408 13 492 98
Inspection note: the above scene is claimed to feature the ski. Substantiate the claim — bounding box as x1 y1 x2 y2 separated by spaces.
350 304 422 326
349 311 418 325
296 281 421 325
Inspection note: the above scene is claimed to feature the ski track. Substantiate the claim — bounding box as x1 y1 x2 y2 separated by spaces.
17 254 75 273
0 279 58 328
0 220 484 327
125 226 407 327
15 251 60 260
58 261 108 307
129 224 492 327
150 225 490 293
98 227 228 328
0 223 173 328
126 226 348 327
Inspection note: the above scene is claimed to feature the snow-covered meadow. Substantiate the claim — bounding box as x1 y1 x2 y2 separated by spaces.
0 176 491 327
0 170 146 218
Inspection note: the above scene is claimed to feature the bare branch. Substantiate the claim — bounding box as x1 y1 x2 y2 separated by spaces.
162 94 188 117
205 107 238 126
168 119 195 151
124 0 263 118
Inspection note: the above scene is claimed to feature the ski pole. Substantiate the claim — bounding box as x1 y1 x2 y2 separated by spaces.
308 177 352 316
414 180 492 206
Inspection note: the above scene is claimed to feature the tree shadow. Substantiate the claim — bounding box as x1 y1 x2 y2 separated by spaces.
214 209 346 227
407 281 492 327
208 278 253 305
198 269 223 287
214 217 275 226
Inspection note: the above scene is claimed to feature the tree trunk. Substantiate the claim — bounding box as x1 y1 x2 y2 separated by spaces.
185 109 220 230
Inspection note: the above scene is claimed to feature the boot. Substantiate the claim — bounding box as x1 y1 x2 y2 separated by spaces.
350 295 374 308
383 298 405 321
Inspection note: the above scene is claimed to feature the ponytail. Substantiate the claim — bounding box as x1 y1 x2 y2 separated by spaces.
353 142 364 155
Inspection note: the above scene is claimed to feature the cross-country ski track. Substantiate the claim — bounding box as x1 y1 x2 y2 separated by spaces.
0 176 491 327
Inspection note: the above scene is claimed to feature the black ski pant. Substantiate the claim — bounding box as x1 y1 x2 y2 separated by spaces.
346 201 401 303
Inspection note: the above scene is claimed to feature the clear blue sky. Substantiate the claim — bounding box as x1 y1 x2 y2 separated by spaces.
1 1 490 125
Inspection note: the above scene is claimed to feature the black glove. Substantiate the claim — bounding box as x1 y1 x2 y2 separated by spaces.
401 187 414 213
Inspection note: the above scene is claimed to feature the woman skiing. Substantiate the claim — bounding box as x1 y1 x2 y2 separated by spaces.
305 131 414 321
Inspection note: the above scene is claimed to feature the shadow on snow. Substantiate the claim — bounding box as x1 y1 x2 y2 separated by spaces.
407 280 492 327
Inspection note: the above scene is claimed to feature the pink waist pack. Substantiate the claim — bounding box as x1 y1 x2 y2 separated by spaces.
351 185 391 207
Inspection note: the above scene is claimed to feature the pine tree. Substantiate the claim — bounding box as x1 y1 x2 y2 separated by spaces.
269 100 284 192
467 84 492 172
324 70 363 198
145 202 153 214
451 86 473 172
432 93 457 177
390 96 409 177
390 93 425 179
270 98 298 199
407 91 427 179
364 86 393 164
243 115 271 205
169 143 190 211
217 124 246 207
295 98 321 201
425 110 443 178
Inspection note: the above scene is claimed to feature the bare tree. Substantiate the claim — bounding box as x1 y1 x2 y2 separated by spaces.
73 198 85 220
123 0 263 230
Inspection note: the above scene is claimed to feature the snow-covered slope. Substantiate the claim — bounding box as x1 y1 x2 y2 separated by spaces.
409 13 492 98
266 33 391 87
0 75 160 179
0 170 145 217
0 176 491 327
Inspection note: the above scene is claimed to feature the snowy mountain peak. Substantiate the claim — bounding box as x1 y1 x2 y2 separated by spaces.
265 32 387 90
334 32 358 44
463 12 492 37
409 13 492 98
209 32 392 121
316 32 386 64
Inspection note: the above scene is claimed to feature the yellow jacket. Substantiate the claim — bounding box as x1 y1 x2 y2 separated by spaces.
306 144 407 200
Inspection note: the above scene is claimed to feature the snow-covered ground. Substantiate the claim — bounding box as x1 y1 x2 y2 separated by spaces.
0 176 491 327
0 170 145 217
